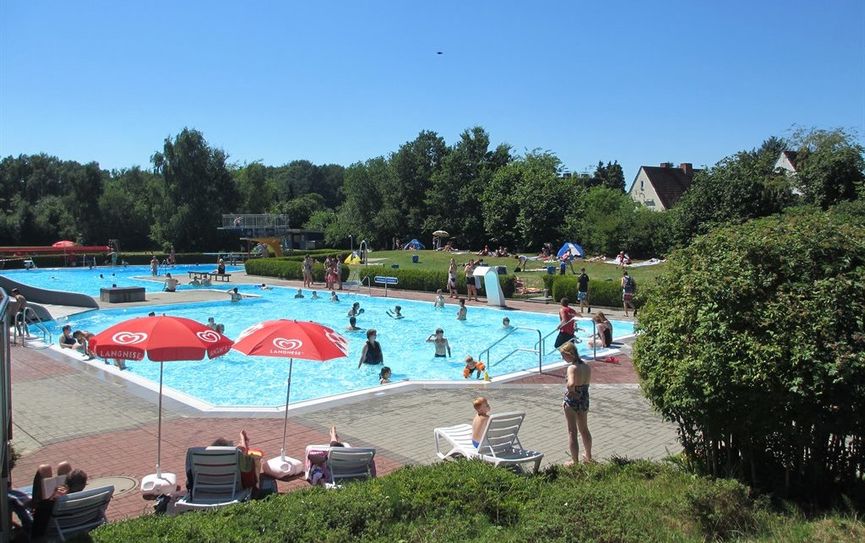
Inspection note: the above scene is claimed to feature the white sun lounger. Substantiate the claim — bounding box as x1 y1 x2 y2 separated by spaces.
434 411 544 473
174 447 252 513
44 485 114 542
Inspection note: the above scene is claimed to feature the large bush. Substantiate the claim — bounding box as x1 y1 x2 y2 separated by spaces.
244 258 350 283
544 275 624 308
633 208 865 499
88 460 855 543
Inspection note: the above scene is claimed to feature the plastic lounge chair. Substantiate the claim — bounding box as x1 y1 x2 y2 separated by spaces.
304 444 376 488
43 485 114 542
434 412 544 473
326 448 376 488
175 447 251 513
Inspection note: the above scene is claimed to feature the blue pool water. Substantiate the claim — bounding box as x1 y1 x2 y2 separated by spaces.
6 270 633 407
1 265 243 297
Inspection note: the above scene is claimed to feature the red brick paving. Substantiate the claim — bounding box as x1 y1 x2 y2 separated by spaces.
511 353 638 385
10 344 78 382
11 417 403 521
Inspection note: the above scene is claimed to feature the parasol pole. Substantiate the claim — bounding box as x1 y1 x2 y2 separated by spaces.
279 358 293 459
156 361 164 477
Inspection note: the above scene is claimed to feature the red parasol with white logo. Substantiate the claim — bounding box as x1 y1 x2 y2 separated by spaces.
90 316 233 494
232 320 349 461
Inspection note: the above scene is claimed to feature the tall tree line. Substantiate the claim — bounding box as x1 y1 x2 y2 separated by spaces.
1 126 861 256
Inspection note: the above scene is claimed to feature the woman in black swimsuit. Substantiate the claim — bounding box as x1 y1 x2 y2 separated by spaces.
561 341 592 464
357 329 383 367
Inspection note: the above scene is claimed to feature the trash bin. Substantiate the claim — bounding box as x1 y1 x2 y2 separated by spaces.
412 255 419 263
546 266 555 275
496 266 507 275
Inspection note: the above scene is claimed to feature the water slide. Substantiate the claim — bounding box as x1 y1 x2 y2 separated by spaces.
0 275 98 321
473 266 507 307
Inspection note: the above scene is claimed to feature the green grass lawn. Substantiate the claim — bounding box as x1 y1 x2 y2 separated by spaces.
89 460 862 543
349 250 667 293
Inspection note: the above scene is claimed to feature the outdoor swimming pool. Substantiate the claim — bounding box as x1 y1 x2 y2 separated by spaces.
8 270 633 408
1 264 243 297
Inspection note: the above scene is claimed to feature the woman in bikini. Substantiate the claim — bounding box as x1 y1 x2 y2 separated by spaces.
561 341 592 464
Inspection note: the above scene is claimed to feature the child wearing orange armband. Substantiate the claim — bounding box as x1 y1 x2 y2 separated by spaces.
463 356 485 379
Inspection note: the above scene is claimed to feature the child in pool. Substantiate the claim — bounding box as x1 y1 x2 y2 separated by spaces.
386 305 404 319
379 366 392 384
294 289 305 298
434 289 446 309
426 328 451 357
331 291 340 302
463 356 485 379
456 299 467 320
311 290 320 299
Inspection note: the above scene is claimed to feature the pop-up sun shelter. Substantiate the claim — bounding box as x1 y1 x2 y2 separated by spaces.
403 239 425 250
557 242 584 260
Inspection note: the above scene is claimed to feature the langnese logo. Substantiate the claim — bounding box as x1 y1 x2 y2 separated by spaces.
112 331 148 345
196 330 221 343
272 337 303 355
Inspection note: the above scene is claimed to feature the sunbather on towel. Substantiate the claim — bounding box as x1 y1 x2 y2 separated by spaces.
472 397 491 448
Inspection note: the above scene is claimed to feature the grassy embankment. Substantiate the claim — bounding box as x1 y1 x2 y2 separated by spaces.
348 250 667 296
89 460 862 543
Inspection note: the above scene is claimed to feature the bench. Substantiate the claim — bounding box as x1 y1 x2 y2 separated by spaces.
187 272 231 282
100 287 145 303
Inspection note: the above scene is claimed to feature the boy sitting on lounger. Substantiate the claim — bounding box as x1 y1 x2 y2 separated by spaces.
472 397 491 448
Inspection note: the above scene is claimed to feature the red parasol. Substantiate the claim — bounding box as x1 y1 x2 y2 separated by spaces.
232 320 348 463
91 316 233 494
51 240 78 248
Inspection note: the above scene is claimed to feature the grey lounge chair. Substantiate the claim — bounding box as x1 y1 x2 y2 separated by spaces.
43 485 114 542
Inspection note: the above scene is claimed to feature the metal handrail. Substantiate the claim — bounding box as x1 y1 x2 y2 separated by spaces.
360 275 372 296
479 326 544 374
15 307 52 345
535 316 583 355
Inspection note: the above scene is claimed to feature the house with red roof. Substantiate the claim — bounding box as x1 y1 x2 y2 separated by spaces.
628 162 700 211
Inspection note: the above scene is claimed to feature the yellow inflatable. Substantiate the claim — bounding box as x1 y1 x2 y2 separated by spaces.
344 253 361 265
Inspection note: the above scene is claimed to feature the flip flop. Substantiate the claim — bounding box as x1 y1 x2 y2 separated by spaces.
602 357 620 364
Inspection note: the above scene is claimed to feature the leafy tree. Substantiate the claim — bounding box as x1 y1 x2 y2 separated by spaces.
32 195 77 242
151 128 239 250
98 167 161 249
634 208 865 497
424 127 510 248
506 151 576 249
592 160 625 191
234 162 274 213
334 157 389 247
568 186 636 256
385 131 448 238
272 193 326 229
790 128 865 208
670 138 794 245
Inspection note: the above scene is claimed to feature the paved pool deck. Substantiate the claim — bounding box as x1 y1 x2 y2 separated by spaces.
10 272 678 522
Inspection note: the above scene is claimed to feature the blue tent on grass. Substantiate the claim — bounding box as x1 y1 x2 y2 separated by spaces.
404 239 425 250
557 242 584 260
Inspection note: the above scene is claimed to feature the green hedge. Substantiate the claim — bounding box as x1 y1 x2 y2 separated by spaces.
542 275 628 308
357 265 516 298
244 258 350 283
9 252 215 268
87 460 855 543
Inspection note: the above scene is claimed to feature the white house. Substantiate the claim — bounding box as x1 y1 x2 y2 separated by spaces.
628 162 700 211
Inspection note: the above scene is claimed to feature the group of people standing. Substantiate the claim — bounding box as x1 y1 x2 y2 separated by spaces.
302 255 342 291
446 257 484 301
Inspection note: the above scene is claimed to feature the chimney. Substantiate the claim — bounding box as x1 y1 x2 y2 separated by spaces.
659 162 672 168
680 163 693 175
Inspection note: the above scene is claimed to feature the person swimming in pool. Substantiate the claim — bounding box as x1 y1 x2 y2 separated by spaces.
456 298 467 321
379 366 392 384
346 316 363 332
386 305 404 319
331 291 340 302
502 317 512 329
311 290 320 299
426 328 451 357
294 288 305 299
348 302 364 317
434 289 446 309
357 329 383 367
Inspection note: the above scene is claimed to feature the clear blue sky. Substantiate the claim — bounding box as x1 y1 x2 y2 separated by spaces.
1 0 863 183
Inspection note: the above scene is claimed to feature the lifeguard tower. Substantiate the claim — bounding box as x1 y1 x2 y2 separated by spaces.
219 214 324 257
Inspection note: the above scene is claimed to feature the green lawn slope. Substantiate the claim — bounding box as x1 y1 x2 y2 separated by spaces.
88 461 862 543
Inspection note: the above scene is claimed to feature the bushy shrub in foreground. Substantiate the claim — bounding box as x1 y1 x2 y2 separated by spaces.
88 460 863 542
633 208 865 500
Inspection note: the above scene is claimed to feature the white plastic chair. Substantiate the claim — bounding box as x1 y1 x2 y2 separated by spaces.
44 485 114 542
174 447 251 513
434 412 544 473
